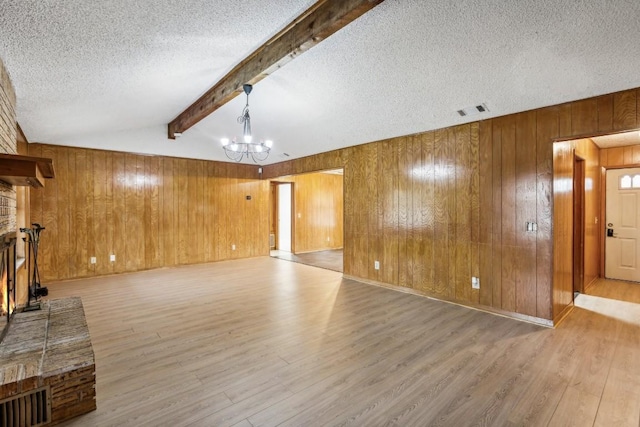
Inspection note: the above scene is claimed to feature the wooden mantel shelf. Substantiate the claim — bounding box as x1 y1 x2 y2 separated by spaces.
0 153 55 188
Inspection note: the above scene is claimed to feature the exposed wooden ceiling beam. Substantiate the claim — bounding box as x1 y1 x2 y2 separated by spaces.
168 0 385 139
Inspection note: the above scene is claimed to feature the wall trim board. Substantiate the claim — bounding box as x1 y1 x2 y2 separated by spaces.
584 276 599 293
601 163 640 170
343 274 555 328
294 247 344 254
554 128 640 144
552 301 575 327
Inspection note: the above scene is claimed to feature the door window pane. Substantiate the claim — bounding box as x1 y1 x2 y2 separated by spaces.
620 175 631 189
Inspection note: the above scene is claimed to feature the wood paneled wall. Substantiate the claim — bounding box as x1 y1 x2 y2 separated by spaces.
273 171 343 253
264 88 640 323
26 87 640 323
601 144 640 167
28 144 269 282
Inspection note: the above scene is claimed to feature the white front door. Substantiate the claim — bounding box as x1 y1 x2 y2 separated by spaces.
605 167 640 282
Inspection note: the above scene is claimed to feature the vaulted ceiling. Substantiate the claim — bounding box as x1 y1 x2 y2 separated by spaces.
1 0 640 164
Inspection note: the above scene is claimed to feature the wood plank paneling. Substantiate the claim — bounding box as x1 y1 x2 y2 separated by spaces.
203 161 216 263
398 137 410 288
161 157 176 266
478 120 493 307
144 156 161 270
498 116 518 312
433 129 450 297
29 145 267 282
535 107 557 320
380 140 398 286
125 154 143 272
186 160 198 261
93 150 108 276
491 119 503 309
623 146 635 165
601 145 640 168
515 112 537 317
454 125 471 303
40 145 58 282
445 129 457 300
559 103 572 138
605 147 624 167
195 161 205 261
418 135 433 289
85 151 96 275
55 147 71 278
597 94 614 133
176 158 188 264
366 143 380 281
469 122 480 305
410 135 424 292
112 152 125 273
74 149 89 278
571 99 598 136
613 90 637 131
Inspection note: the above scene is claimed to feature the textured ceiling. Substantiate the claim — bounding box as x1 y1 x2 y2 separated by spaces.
591 131 640 148
1 0 640 165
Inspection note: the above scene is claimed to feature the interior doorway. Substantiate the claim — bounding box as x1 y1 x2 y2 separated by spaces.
277 182 293 252
268 169 344 272
269 181 293 253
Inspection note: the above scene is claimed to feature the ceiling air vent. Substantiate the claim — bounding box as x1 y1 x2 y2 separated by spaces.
457 103 489 117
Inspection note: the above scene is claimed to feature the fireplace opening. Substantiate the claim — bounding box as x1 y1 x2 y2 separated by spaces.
0 232 17 343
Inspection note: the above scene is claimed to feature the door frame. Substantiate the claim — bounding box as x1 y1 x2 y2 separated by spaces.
573 154 586 294
269 181 295 253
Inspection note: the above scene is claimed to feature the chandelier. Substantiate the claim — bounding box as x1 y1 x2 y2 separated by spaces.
221 84 273 163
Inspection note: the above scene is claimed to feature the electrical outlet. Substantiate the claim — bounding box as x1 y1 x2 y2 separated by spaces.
327 237 330 242
232 244 236 251
472 276 480 289
374 260 380 270
110 254 116 262
90 256 97 264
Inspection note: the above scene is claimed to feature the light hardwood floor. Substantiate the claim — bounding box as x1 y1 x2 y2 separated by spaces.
49 258 640 426
270 250 344 273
